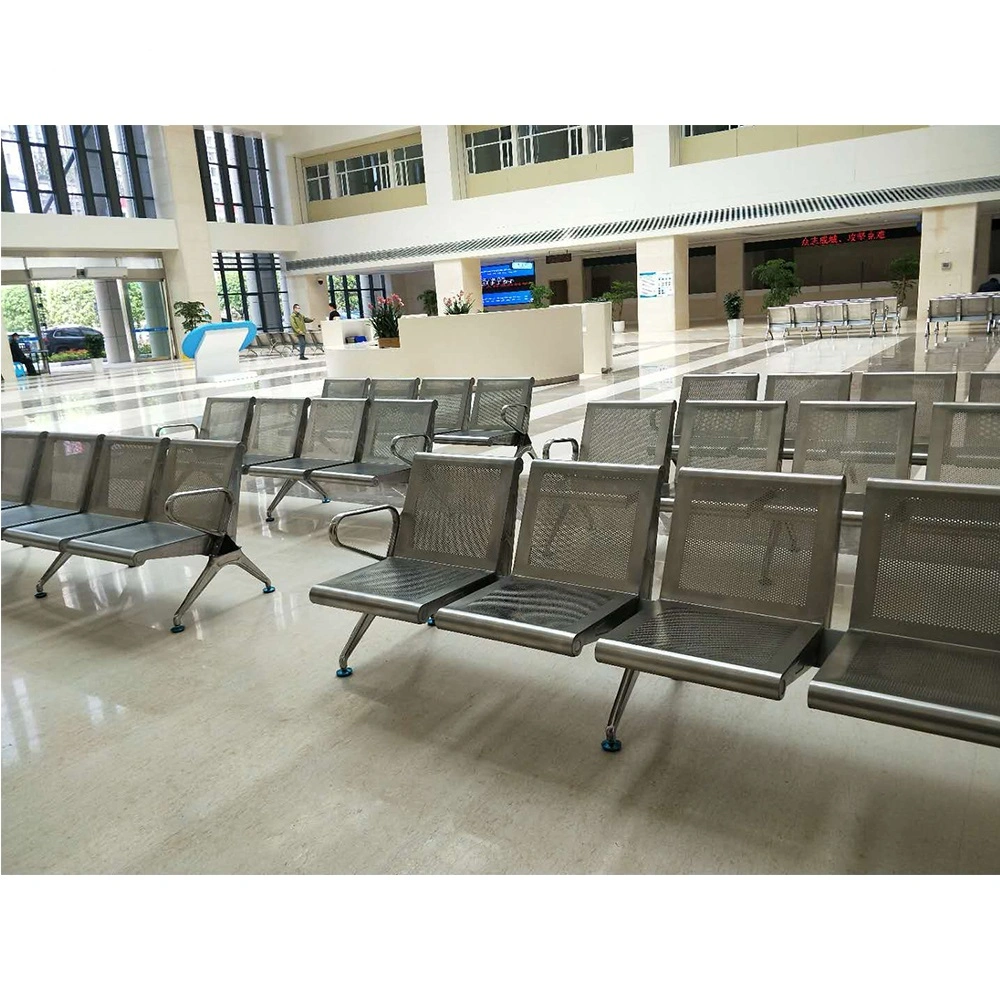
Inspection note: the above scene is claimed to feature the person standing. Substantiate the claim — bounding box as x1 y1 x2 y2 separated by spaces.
328 304 341 321
290 303 313 361
8 333 38 376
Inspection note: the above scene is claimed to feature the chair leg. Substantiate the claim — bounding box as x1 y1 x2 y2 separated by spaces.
603 668 640 752
171 557 225 632
303 478 331 503
266 479 297 521
337 613 376 677
234 550 274 592
34 551 73 597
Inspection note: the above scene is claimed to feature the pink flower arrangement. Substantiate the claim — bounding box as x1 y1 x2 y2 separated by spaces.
370 293 404 338
443 290 474 314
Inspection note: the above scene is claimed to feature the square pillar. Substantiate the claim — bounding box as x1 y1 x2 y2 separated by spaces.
715 240 744 321
916 204 978 323
636 235 689 339
433 258 481 313
421 126 466 205
287 273 330 324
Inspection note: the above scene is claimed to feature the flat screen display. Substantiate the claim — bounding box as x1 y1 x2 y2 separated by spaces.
481 260 535 306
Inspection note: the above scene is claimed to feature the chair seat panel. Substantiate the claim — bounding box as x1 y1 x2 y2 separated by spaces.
435 428 519 447
309 557 496 622
63 521 208 564
246 457 350 478
1 504 75 530
242 452 295 471
2 512 142 550
308 461 410 485
1 500 21 510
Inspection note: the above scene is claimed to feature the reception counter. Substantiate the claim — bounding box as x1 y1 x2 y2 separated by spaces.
321 304 593 385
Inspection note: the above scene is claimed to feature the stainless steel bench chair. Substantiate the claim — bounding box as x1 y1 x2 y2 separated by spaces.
926 403 1000 486
50 439 274 633
596 468 845 751
663 400 785 510
816 301 842 337
672 373 760 451
792 402 915 523
968 372 1000 403
305 329 325 355
308 398 437 492
0 433 103 532
434 377 536 460
432 460 664 658
309 452 522 677
873 296 900 333
844 299 876 336
790 303 820 338
859 371 958 462
809 479 1000 748
957 293 993 334
542 401 675 468
764 372 852 457
246 397 369 520
370 378 420 399
155 396 255 444
765 306 793 340
418 378 474 434
240 398 309 472
265 331 292 357
925 297 960 343
322 377 371 399
1 430 47 510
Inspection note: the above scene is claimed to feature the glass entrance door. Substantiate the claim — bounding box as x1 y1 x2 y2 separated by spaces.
123 280 172 360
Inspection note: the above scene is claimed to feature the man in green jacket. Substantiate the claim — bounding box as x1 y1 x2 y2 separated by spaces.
290 303 313 360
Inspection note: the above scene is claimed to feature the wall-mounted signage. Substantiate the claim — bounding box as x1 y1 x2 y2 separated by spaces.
800 229 887 247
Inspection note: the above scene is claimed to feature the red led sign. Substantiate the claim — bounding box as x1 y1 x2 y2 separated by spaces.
800 229 886 247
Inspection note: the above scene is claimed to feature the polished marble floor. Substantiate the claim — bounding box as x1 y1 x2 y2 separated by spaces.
3 322 999 874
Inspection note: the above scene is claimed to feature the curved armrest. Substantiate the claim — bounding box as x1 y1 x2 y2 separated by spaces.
389 433 432 466
155 422 200 438
164 487 233 537
542 437 580 461
500 402 529 435
329 504 401 561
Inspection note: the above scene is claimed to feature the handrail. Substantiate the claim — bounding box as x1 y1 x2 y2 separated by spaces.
328 504 401 561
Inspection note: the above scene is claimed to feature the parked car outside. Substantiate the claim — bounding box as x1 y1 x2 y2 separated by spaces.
41 326 105 353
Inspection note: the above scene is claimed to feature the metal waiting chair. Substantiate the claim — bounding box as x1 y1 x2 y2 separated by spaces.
240 398 310 472
1 430 47 510
790 303 820 337
957 294 993 334
925 403 1000 486
322 378 371 399
434 377 536 460
309 453 523 677
763 372 852 457
595 467 845 751
844 300 876 336
809 479 1000 748
873 296 900 333
432 460 664 657
308 398 437 492
51 439 274 633
0 433 103 532
672 373 760 450
765 306 793 340
792 401 916 523
246 398 369 521
417 378 474 434
925 297 960 343
968 372 1000 403
369 378 420 399
859 371 958 461
156 396 255 445
816 302 842 337
542 401 675 469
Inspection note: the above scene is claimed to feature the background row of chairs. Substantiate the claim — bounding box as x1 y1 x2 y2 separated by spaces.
766 297 900 339
309 453 1000 752
926 293 1000 340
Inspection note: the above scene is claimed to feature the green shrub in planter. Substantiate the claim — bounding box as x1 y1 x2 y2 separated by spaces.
83 332 106 359
723 290 743 320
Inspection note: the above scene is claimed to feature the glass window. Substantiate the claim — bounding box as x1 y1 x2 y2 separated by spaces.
392 143 424 187
214 252 289 332
684 126 741 137
327 272 387 319
334 152 390 197
517 125 585 164
197 128 274 224
464 127 512 174
305 163 331 202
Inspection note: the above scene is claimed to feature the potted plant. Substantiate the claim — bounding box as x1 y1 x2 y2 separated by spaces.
888 252 919 320
369 293 404 348
83 331 106 374
173 300 211 334
529 283 554 308
723 290 743 340
601 280 637 335
417 289 438 316
751 258 802 310
443 291 475 314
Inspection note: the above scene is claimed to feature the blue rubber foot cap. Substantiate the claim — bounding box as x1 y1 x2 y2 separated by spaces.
170 624 186 634
336 666 353 678
262 585 275 594
322 497 331 504
34 591 47 599
265 516 274 522
601 738 622 753
426 616 435 626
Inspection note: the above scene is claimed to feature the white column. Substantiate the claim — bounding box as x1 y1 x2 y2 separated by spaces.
433 258 481 313
631 126 678 175
636 235 689 339
916 203 978 323
94 280 131 363
421 126 466 205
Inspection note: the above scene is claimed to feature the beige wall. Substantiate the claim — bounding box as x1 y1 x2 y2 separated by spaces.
916 203 979 322
534 255 585 303
679 125 924 165
465 147 633 198
433 258 481 313
306 184 426 222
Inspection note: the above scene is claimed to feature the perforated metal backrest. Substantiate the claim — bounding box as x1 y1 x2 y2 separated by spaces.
876 295 898 316
817 302 843 325
851 479 1000 650
360 399 437 464
768 306 793 328
928 298 960 322
246 398 308 456
418 378 473 432
395 453 521 573
369 378 419 399
513 460 663 596
322 378 370 399
959 294 991 320
969 373 1000 403
469 377 534 431
85 436 167 518
860 372 958 445
846 300 874 324
764 373 852 444
300 398 367 461
579 401 675 467
662 468 845 627
926 403 1000 485
1 430 46 504
29 433 103 510
153 439 244 534
791 304 818 326
675 373 759 442
793 402 915 496
202 397 255 444
678 401 785 472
